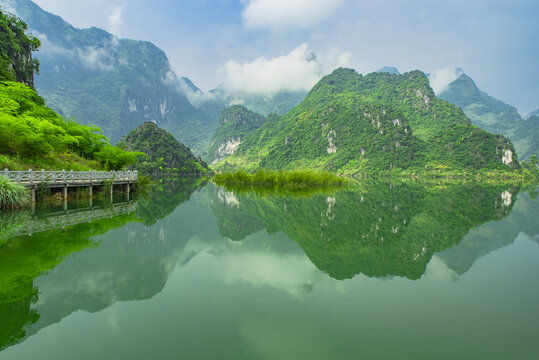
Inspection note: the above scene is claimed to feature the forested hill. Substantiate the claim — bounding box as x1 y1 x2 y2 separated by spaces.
207 105 266 165
118 122 211 175
214 68 518 173
1 0 214 157
438 72 538 161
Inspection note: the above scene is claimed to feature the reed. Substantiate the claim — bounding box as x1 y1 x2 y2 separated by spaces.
0 176 30 209
213 169 349 188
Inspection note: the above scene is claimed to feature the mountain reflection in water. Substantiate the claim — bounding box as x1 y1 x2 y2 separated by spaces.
0 178 537 356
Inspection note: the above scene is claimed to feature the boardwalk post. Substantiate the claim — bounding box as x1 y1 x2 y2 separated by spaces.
29 169 33 185
63 175 68 212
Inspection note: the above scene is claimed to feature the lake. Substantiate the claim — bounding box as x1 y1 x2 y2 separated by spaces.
1 178 538 359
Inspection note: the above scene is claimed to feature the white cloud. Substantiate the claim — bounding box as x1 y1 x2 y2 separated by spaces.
242 0 343 30
77 46 114 71
107 4 125 36
428 67 464 95
161 70 215 106
220 43 351 94
220 251 324 299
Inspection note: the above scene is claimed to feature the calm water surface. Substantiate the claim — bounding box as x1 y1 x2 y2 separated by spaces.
1 179 538 359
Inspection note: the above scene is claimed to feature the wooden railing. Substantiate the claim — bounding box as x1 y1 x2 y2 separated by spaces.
1 169 138 185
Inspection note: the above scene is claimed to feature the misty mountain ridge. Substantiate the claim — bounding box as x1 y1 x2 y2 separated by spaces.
437 69 538 160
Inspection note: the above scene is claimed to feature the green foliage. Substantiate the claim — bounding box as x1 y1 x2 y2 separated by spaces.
215 68 518 173
0 81 138 170
118 122 210 175
0 175 29 209
0 8 40 87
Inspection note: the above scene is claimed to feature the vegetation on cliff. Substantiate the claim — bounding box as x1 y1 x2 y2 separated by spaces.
0 7 40 88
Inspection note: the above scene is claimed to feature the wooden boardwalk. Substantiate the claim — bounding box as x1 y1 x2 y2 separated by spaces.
1 170 137 187
1 170 138 203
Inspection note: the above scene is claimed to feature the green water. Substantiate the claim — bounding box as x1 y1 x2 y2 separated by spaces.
1 179 538 359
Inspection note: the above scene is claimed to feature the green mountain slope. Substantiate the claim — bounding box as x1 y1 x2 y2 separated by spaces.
216 68 517 173
438 72 538 160
208 105 266 165
118 122 210 175
2 0 214 156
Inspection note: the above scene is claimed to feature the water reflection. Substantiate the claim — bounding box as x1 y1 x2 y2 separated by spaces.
0 177 205 351
0 178 538 356
210 182 520 280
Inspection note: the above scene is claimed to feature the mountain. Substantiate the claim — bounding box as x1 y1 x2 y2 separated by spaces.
214 68 517 173
529 109 539 117
376 67 400 75
207 105 266 165
1 0 214 157
118 122 211 175
438 72 538 160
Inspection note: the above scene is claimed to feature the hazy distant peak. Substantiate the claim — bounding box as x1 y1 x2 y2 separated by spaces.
428 67 465 94
180 77 203 94
375 67 400 75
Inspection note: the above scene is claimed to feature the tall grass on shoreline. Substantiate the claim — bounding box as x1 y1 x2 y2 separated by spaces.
213 169 349 188
0 176 30 209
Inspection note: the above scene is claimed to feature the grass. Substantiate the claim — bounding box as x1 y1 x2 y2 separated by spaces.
213 169 350 188
0 176 30 209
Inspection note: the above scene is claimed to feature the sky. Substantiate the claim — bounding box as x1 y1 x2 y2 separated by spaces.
27 0 539 113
